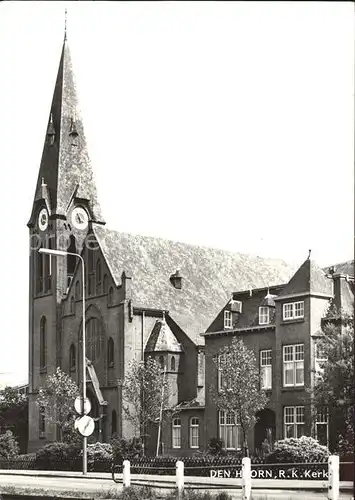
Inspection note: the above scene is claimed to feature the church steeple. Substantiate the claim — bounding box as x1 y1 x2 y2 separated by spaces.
28 34 105 227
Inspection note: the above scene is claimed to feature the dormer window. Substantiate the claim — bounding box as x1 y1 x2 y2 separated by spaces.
224 310 232 329
259 307 270 325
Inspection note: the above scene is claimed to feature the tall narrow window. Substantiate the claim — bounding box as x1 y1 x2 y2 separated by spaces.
108 287 114 306
96 259 102 295
103 275 109 294
67 235 77 276
259 307 270 325
112 410 117 436
88 248 95 296
108 337 114 367
70 296 75 314
172 418 181 448
284 406 305 438
40 316 47 370
315 342 327 379
218 354 232 391
189 417 199 448
260 350 272 389
39 406 45 438
36 245 44 294
86 318 102 362
69 344 76 371
224 310 232 329
219 411 243 450
44 238 52 293
283 344 304 387
171 356 176 371
315 407 328 446
75 281 80 300
159 355 165 370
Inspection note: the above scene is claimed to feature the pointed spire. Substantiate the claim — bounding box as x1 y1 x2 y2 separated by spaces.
28 32 105 227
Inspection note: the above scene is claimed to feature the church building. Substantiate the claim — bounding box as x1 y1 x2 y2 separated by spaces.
27 33 353 455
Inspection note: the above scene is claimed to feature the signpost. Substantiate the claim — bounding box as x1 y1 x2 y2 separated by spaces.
77 415 95 437
74 396 91 416
74 396 94 437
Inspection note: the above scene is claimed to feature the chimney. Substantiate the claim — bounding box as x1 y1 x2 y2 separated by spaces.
170 269 182 290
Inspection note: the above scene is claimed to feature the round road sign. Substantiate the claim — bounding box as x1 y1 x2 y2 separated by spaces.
74 396 91 415
77 415 95 437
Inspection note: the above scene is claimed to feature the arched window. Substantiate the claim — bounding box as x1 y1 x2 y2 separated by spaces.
172 418 181 449
189 417 199 448
69 344 76 371
111 410 117 436
70 296 75 314
75 281 80 300
159 355 165 370
40 316 47 370
86 318 102 362
171 356 176 371
67 235 77 276
96 259 102 294
108 287 114 306
88 248 95 296
108 337 114 367
103 275 108 294
36 244 44 294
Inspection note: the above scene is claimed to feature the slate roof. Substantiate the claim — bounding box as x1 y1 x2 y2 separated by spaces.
279 259 333 297
28 38 104 226
93 226 297 343
324 260 354 277
145 318 183 353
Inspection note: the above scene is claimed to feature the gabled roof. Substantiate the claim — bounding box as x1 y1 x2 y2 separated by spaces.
145 318 183 353
28 38 104 226
93 226 297 343
279 258 333 297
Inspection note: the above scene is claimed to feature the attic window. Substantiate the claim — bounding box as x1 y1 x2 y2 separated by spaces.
224 310 232 329
259 307 270 325
170 270 182 289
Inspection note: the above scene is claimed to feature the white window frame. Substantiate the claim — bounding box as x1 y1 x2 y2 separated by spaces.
315 407 329 446
172 418 181 449
259 307 270 325
218 411 242 450
189 417 199 448
283 301 304 321
283 344 304 387
224 310 232 329
260 350 272 390
284 406 305 438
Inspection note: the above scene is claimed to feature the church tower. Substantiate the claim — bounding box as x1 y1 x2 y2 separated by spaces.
27 29 104 451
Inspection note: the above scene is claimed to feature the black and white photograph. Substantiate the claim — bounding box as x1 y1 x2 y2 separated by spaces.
0 1 353 499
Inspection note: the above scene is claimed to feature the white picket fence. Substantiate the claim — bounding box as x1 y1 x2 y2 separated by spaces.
120 455 341 500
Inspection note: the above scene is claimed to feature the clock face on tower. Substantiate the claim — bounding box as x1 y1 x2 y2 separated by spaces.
38 207 49 231
72 207 89 230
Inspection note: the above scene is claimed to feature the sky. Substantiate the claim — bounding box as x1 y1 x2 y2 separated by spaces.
0 1 353 385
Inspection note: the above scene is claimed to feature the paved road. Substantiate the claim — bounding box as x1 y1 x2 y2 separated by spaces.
0 472 352 500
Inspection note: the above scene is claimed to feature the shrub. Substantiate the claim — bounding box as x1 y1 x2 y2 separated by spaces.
0 431 20 459
265 436 330 463
110 436 143 463
86 442 113 472
35 441 81 470
207 438 225 456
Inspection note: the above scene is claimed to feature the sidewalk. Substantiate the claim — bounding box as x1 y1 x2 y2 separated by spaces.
0 469 353 492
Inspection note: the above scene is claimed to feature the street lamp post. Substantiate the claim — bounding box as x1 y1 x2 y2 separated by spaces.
38 248 87 475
